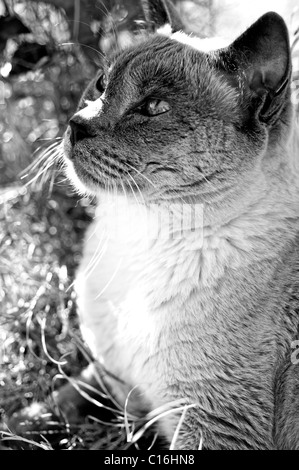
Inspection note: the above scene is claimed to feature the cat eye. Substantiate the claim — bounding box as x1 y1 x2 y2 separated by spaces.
95 73 107 94
138 99 171 117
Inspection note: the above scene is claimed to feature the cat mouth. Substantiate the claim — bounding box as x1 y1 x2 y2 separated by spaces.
64 137 122 189
73 160 119 190
71 155 144 196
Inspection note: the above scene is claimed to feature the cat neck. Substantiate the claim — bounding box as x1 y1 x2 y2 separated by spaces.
96 173 298 282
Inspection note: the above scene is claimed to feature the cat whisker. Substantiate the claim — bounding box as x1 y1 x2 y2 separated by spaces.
82 234 108 279
106 175 112 202
117 171 129 204
125 171 146 206
83 229 107 278
95 257 123 300
38 166 52 191
23 157 56 189
84 240 109 283
199 172 219 194
21 149 61 189
124 175 140 206
96 1 119 52
47 170 56 197
66 235 108 293
124 163 190 205
60 42 105 61
30 138 62 159
124 162 156 189
111 172 118 200
56 177 69 185
38 164 60 194
36 137 62 142
22 143 63 190
20 141 61 178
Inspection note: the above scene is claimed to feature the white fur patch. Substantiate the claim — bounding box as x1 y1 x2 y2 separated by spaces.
157 24 173 37
77 94 105 121
63 157 93 197
158 25 230 52
172 32 229 52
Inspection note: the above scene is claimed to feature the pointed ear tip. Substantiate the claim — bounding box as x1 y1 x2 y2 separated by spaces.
255 11 290 48
261 11 285 21
259 11 288 30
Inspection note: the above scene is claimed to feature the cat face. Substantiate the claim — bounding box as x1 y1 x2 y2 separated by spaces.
63 2 292 206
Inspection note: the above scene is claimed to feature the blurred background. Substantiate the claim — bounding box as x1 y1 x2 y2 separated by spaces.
0 0 298 450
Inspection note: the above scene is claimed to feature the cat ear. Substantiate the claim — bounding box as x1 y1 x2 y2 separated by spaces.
221 12 292 124
141 0 184 33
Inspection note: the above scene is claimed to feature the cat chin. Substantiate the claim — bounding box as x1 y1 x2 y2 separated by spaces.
63 156 98 197
63 133 105 197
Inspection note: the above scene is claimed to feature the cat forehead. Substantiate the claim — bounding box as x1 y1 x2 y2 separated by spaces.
108 33 212 81
108 29 229 82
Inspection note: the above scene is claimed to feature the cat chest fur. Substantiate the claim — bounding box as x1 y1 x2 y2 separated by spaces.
76 201 205 368
75 196 285 407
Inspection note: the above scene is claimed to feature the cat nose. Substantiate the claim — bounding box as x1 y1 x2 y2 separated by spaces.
69 118 93 145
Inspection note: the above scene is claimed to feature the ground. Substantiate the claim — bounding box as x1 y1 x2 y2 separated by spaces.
0 173 131 449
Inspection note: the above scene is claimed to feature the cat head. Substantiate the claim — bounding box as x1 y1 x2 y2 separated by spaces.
63 0 293 212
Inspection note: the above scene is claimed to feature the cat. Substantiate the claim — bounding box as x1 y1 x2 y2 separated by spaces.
61 0 299 450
